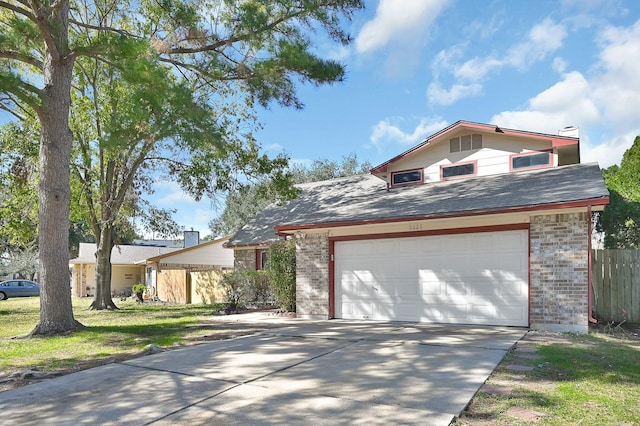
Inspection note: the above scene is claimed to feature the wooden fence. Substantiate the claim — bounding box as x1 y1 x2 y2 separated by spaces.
592 249 640 323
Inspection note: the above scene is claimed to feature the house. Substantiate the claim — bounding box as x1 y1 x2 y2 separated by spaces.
144 236 234 304
226 121 610 333
70 243 180 297
70 234 234 304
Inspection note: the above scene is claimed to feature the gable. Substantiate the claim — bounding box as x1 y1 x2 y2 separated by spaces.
371 121 580 186
147 237 234 268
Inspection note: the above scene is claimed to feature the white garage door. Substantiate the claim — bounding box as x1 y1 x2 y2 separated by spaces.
335 230 528 326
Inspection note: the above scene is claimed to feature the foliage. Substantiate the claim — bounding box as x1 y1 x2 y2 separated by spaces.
243 270 274 306
0 0 364 325
0 120 39 254
211 153 372 236
597 190 640 248
265 240 296 312
218 272 248 311
598 136 640 248
218 270 275 310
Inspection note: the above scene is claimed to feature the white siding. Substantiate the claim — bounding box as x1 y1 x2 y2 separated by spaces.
388 132 555 183
157 241 234 267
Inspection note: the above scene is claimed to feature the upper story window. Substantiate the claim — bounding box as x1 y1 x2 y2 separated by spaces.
441 161 476 180
391 169 423 186
450 134 482 153
511 151 552 171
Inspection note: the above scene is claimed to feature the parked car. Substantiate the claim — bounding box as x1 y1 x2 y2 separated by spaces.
0 279 41 300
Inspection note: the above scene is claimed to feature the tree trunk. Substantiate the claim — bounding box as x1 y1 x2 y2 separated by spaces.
31 2 83 334
89 225 119 310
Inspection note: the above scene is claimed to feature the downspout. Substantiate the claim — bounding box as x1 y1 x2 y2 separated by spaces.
587 205 598 323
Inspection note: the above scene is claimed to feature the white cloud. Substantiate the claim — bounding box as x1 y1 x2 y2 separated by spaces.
427 82 482 106
552 57 567 73
491 19 640 168
154 181 197 206
355 0 449 54
431 18 567 106
491 71 599 133
581 130 637 168
370 117 448 150
454 19 567 82
591 19 640 129
264 143 284 152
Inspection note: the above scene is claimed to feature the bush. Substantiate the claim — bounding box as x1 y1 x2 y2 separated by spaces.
131 283 146 303
265 240 296 312
243 270 274 306
218 272 247 311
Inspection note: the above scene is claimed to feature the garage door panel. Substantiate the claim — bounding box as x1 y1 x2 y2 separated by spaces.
335 230 529 326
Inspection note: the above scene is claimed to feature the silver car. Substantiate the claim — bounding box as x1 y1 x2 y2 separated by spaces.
0 279 41 300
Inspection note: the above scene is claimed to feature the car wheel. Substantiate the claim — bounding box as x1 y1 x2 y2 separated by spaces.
0 292 6 300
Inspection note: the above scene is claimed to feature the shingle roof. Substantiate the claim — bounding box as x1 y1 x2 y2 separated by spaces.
226 163 609 247
70 243 181 265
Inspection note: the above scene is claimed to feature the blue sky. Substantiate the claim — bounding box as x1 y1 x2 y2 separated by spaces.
6 1 638 239
160 0 640 238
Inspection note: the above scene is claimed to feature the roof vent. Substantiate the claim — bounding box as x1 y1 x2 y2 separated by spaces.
558 126 579 138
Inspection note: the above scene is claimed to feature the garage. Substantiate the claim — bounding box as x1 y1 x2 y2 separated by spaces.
334 229 529 326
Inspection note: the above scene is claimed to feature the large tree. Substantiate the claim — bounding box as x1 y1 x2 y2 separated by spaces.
598 135 640 248
0 0 364 333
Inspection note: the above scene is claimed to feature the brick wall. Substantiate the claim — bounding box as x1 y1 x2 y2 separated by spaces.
530 212 589 333
296 233 330 319
234 248 256 272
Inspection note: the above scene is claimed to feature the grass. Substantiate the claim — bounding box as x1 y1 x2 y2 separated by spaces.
3 297 639 425
455 331 640 425
0 297 229 375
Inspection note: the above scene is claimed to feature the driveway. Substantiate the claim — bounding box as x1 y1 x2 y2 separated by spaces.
0 317 526 425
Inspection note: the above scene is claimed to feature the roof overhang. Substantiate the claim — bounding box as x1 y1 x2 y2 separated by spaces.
274 196 608 234
371 120 580 174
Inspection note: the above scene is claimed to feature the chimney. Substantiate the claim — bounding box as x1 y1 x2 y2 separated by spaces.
558 126 579 138
183 230 199 248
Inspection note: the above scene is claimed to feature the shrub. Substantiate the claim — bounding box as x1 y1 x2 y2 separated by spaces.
218 272 247 311
265 240 296 312
131 283 146 302
243 270 274 306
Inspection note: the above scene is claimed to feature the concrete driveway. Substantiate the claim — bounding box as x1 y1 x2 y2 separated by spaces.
0 318 526 425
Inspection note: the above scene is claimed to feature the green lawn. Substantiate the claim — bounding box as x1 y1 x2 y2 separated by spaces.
0 297 224 373
3 297 639 425
455 331 640 425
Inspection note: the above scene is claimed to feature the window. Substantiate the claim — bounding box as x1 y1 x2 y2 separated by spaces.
391 169 423 186
511 151 551 170
450 134 482 153
256 249 268 270
441 162 476 180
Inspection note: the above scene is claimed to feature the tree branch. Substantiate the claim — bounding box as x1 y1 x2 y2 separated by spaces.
165 10 299 55
68 17 136 37
0 50 44 70
0 1 37 22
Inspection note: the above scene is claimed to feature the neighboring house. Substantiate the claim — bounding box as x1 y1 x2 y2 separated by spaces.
144 236 234 304
226 121 610 333
70 234 234 304
70 243 180 298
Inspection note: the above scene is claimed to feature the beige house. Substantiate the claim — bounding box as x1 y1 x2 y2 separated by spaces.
70 243 180 298
144 236 234 304
226 121 610 333
70 236 234 304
